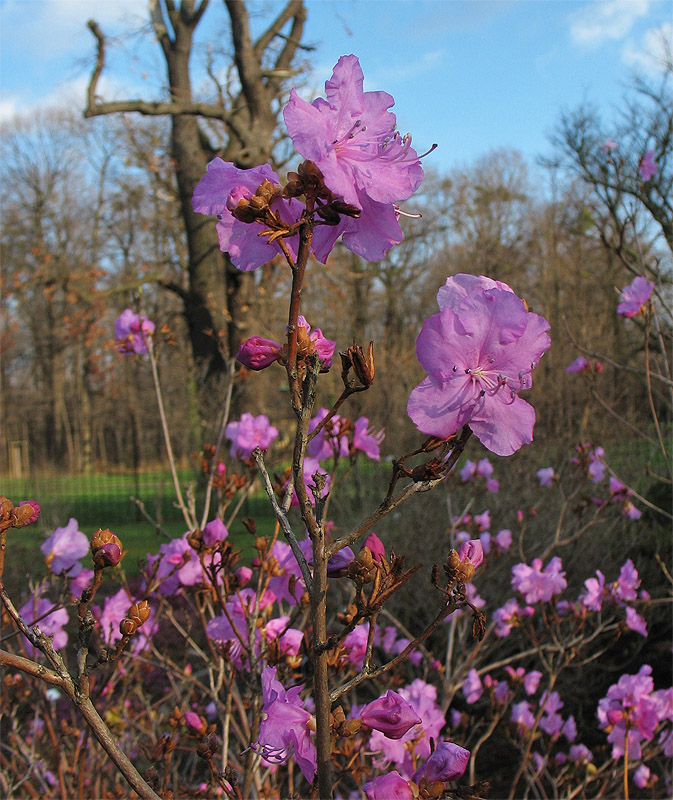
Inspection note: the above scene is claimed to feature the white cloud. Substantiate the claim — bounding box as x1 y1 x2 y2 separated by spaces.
622 23 673 75
569 0 651 46
0 96 20 123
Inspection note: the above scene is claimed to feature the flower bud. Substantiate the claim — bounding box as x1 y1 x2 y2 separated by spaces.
120 618 138 636
128 600 151 627
361 533 385 563
236 336 282 371
93 542 122 567
360 690 421 739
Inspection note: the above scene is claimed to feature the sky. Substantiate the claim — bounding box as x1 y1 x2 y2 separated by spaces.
0 0 671 173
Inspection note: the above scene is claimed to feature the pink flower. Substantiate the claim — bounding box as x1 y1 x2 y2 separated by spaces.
236 336 282 370
633 765 655 789
202 518 228 547
295 315 336 367
565 356 590 374
283 55 423 209
617 276 654 317
363 772 413 800
458 539 484 570
581 570 606 611
353 416 385 460
225 413 279 460
114 309 155 354
362 532 385 562
511 557 567 603
494 529 512 552
408 274 550 456
536 467 555 487
639 149 657 181
360 690 422 739
251 666 316 783
412 741 470 783
511 700 535 733
19 596 69 657
625 606 647 637
597 665 659 760
97 588 131 645
493 597 534 637
462 668 483 704
308 408 349 461
41 518 89 576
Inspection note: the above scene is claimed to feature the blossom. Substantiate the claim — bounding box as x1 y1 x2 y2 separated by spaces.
511 700 535 733
202 518 228 547
493 597 534 637
16 500 40 525
225 413 279 460
581 569 606 611
565 356 590 373
412 741 470 783
283 55 423 209
494 529 512 552
625 606 647 637
353 416 384 460
360 690 422 739
363 772 413 800
633 765 656 789
114 309 155 354
512 557 567 603
617 276 654 317
97 588 132 645
458 539 484 570
19 596 69 657
524 670 543 695
236 336 282 370
294 315 336 367
308 407 349 461
41 518 89 576
462 668 483 704
408 274 550 456
536 467 555 487
639 149 658 181
251 666 316 782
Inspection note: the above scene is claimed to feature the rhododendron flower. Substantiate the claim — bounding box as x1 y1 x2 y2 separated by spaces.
511 557 567 603
284 55 423 209
581 569 606 611
524 670 543 695
569 743 593 764
625 606 647 637
494 528 512 551
114 309 155 354
617 276 654 317
17 500 40 525
511 700 535 733
408 274 550 456
360 690 422 739
633 764 656 789
353 416 384 460
566 355 590 373
639 149 658 181
225 413 279 460
326 546 354 577
96 587 132 645
308 407 349 461
202 518 228 547
597 665 659 760
412 740 470 783
236 336 282 370
369 679 445 776
290 456 330 507
458 539 484 570
363 771 413 800
493 597 534 637
536 467 555 486
41 518 89 576
615 559 640 602
19 596 69 657
251 666 316 782
462 668 483 704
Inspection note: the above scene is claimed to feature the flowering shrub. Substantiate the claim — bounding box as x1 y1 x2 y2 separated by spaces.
0 53 670 800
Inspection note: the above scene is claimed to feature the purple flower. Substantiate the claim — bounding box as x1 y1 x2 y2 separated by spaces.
569 743 593 764
474 509 490 531
41 518 89 576
326 546 354 577
625 606 647 637
292 315 336 368
114 309 155 354
360 690 421 739
97 587 132 645
524 670 543 695
412 740 470 783
353 416 385 460
283 55 423 209
494 529 512 552
581 570 606 611
253 666 316 782
617 276 654 317
363 772 413 800
633 765 654 789
290 456 330 507
597 665 659 760
308 408 349 461
511 700 535 733
458 540 484 570
493 597 534 638
236 336 282 370
536 467 555 487
616 559 640 603
565 356 590 374
202 518 228 547
362 532 385 562
19 596 69 657
511 557 567 603
225 413 279 460
639 149 658 181
462 668 483 704
408 274 551 456
460 459 477 481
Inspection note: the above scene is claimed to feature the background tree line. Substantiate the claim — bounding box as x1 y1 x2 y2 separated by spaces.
1 0 670 483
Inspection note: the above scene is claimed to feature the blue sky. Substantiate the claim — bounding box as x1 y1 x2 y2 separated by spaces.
0 0 671 172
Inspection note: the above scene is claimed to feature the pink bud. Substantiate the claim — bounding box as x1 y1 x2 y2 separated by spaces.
458 539 484 569
226 185 253 212
361 532 385 562
236 336 282 370
360 690 421 739
236 566 253 587
17 500 40 525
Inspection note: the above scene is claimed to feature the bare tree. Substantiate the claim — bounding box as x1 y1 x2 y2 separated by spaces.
84 0 309 427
